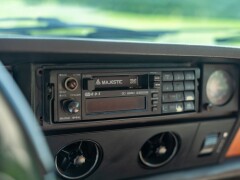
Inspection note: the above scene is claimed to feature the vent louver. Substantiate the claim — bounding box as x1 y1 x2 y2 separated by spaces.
55 140 101 179
139 132 179 168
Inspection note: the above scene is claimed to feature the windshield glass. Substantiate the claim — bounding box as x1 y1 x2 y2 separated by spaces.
1 0 240 47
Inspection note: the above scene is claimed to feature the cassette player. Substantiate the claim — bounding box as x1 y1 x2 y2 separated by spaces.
85 75 142 90
44 68 200 123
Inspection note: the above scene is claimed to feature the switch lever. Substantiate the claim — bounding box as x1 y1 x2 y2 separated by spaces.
199 133 219 156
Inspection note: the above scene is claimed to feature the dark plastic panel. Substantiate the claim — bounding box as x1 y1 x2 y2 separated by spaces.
43 67 200 123
1 38 240 61
201 64 239 113
186 119 235 167
47 123 199 179
1 38 240 180
47 118 235 180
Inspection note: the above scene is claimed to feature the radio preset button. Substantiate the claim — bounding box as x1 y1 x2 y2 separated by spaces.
169 103 177 112
173 82 184 91
184 101 195 111
184 81 195 90
174 72 184 81
162 94 169 102
152 93 159 98
152 107 158 112
154 82 161 88
162 104 169 113
185 71 195 80
154 75 161 81
184 91 195 101
152 100 159 105
162 92 184 102
163 72 173 81
163 82 173 92
172 103 184 112
162 103 184 113
176 92 184 101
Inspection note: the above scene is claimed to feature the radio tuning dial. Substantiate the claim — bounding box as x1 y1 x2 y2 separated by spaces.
62 99 80 114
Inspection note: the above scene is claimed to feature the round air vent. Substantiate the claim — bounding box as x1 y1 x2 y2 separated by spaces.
55 140 102 179
139 132 179 168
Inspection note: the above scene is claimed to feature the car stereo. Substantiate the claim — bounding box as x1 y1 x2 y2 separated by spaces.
44 68 200 123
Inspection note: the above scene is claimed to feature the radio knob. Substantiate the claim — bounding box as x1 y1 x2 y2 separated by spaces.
64 77 78 91
63 99 80 114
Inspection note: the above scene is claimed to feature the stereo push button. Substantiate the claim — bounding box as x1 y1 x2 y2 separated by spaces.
173 72 184 81
162 104 169 113
152 93 159 98
154 75 161 81
173 82 184 91
184 81 195 90
152 107 158 112
154 82 161 88
184 101 195 111
184 91 195 101
162 103 184 113
184 71 195 80
162 92 184 102
162 72 173 81
152 100 159 105
172 103 184 112
163 82 173 92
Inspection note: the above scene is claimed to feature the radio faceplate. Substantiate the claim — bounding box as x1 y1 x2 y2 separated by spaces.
44 68 200 123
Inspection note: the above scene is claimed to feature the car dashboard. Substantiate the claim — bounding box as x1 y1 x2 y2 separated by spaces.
1 38 240 180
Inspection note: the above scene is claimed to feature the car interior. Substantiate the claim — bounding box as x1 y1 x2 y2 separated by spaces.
1 1 240 180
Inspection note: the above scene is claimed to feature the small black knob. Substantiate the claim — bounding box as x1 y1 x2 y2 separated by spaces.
205 103 213 111
63 100 80 114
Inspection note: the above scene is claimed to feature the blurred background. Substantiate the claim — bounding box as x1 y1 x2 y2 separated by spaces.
1 0 240 46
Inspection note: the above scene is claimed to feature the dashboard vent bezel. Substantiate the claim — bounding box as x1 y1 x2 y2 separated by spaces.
139 132 179 168
55 140 102 179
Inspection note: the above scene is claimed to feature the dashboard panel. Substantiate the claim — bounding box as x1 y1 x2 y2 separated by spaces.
1 38 240 179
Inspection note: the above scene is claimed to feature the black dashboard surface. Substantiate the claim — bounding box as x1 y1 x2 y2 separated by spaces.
1 38 240 180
